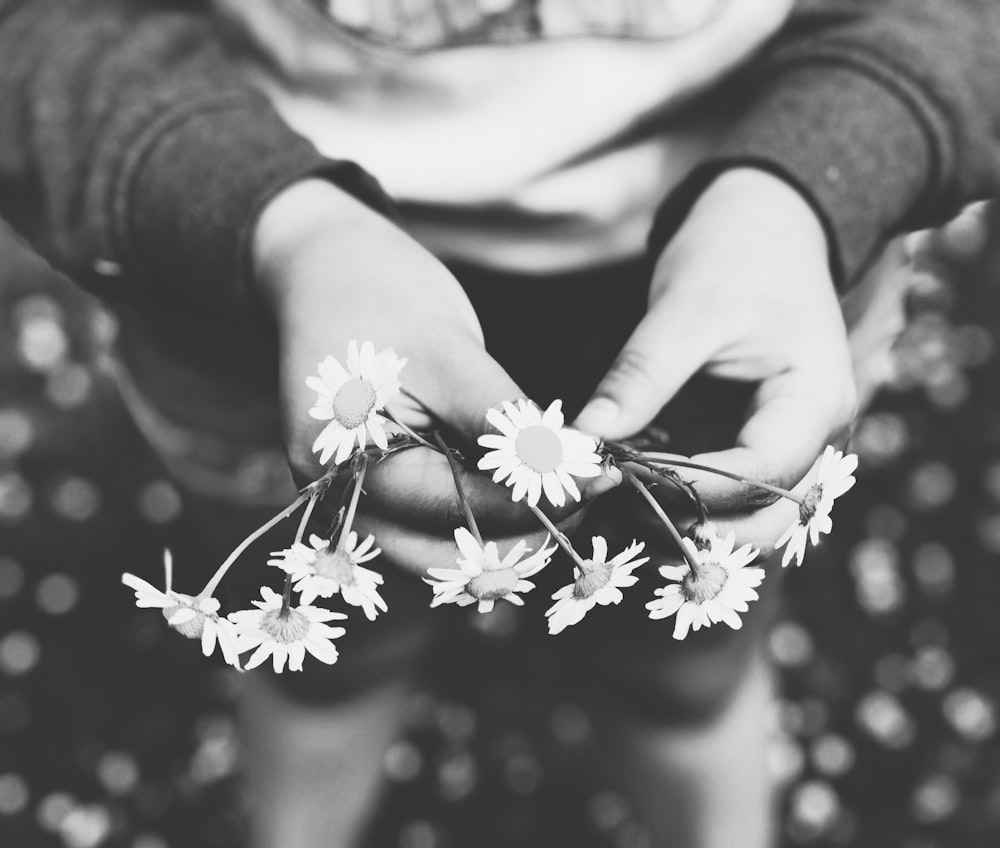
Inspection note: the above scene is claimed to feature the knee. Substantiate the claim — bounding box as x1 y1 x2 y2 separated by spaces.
583 628 764 727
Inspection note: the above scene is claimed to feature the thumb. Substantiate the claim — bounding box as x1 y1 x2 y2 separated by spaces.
573 302 713 440
409 342 526 444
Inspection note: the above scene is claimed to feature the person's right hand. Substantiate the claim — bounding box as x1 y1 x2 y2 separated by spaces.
253 180 615 573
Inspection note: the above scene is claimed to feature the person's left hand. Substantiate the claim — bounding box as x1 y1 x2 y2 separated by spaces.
573 168 858 530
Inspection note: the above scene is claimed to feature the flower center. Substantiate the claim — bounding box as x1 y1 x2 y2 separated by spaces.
332 378 377 429
468 568 519 601
313 547 357 587
573 562 613 599
799 485 823 523
681 561 729 604
162 604 205 639
514 425 563 473
259 608 311 644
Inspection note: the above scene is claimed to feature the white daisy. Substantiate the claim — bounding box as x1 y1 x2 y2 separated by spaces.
268 531 387 621
121 550 241 669
546 537 648 635
424 527 555 613
775 446 859 567
308 340 406 465
228 587 347 673
646 532 764 640
477 399 602 508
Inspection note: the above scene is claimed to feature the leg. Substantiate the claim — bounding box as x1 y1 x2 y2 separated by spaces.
549 498 785 848
594 648 776 848
241 672 416 848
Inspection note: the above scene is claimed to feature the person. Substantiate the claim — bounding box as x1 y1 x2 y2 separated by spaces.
0 1 998 846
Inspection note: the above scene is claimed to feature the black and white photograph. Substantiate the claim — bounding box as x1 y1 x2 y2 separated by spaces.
0 1 999 846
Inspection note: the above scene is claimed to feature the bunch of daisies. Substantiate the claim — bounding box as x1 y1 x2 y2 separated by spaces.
122 341 858 672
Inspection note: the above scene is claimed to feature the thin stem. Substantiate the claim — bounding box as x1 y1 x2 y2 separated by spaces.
433 430 484 546
336 454 368 551
626 472 701 576
384 407 436 450
294 493 319 546
622 458 709 523
637 451 803 505
280 573 293 616
526 502 589 572
198 489 311 599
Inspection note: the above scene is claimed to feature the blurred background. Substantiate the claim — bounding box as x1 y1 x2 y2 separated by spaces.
0 212 999 848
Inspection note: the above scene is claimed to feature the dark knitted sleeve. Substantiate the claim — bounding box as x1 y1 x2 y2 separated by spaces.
0 0 395 313
649 0 1000 288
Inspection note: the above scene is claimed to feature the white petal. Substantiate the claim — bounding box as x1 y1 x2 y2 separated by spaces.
201 620 218 656
590 536 608 565
542 472 566 507
287 641 306 672
304 634 340 665
485 407 519 438
526 474 542 508
244 642 273 671
673 603 696 640
334 430 358 465
541 399 565 429
368 418 389 450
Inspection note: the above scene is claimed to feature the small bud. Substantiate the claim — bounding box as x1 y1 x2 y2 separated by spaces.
688 521 719 552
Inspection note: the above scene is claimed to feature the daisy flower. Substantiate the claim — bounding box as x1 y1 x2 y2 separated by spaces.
477 399 602 508
424 527 555 613
122 551 241 669
228 587 347 673
775 446 859 567
546 537 648 635
308 340 406 465
646 531 764 640
269 531 387 621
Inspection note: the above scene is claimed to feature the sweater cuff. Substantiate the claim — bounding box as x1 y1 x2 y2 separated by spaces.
649 64 933 288
100 91 395 314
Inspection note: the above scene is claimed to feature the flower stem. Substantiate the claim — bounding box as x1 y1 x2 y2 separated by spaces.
336 454 368 551
526 503 589 572
622 458 709 523
280 573 293 616
198 489 313 600
294 493 319 546
432 430 484 546
384 408 436 450
625 472 701 577
637 451 803 505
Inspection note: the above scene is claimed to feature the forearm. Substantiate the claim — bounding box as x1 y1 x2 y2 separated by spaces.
651 0 1000 287
0 0 393 314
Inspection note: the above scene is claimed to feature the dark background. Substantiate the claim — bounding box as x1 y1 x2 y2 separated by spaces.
1 218 999 848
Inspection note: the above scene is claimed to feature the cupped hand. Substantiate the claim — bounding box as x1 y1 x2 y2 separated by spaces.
574 168 857 529
254 180 615 572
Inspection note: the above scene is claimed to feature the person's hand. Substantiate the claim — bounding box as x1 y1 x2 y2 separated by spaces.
254 180 615 572
574 168 857 534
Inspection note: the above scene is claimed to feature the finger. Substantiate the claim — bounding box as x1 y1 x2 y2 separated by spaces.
326 444 617 536
700 467 815 558
572 299 715 441
401 343 526 445
618 461 704 517
920 202 992 267
663 362 855 512
623 469 810 564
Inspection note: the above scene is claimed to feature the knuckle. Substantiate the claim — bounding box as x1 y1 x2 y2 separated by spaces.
610 347 663 394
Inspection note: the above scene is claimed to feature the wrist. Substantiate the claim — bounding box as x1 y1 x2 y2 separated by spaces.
252 179 390 314
700 167 830 258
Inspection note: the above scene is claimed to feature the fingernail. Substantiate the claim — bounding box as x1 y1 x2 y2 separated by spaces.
574 398 619 437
